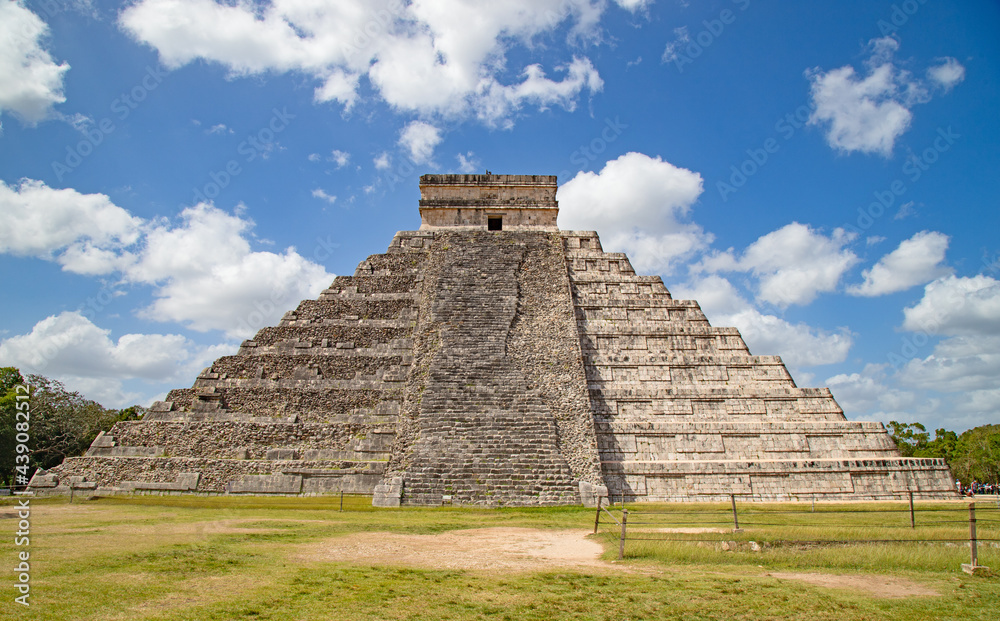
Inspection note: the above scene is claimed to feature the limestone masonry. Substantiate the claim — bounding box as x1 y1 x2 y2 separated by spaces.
31 174 957 505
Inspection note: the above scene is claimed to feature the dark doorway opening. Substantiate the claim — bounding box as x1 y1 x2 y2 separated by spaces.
487 216 502 231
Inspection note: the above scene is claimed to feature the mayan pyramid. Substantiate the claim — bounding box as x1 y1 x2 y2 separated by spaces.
31 174 957 505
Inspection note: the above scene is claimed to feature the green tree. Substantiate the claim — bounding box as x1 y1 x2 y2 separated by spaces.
0 368 148 484
27 374 120 471
0 367 27 486
887 421 930 457
922 428 959 462
951 425 1000 485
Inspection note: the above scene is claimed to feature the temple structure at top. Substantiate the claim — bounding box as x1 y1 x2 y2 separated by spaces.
418 174 560 231
30 174 958 506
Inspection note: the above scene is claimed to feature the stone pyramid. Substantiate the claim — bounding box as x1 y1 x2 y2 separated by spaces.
31 174 957 505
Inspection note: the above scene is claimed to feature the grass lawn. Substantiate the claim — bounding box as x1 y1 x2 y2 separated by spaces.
1 495 997 620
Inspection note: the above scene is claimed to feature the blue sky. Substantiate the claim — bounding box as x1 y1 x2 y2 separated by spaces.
0 0 997 433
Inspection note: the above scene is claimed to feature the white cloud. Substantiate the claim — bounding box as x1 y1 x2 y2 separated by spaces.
307 153 321 162
613 0 652 11
927 57 965 91
807 37 963 157
0 181 334 339
558 152 707 274
698 222 858 307
475 56 602 125
902 275 1000 336
398 120 442 165
0 179 142 274
0 311 231 407
373 151 392 170
330 149 350 168
126 203 333 338
894 200 915 220
0 2 69 123
311 188 337 204
661 26 689 64
206 123 231 134
848 230 951 297
456 151 478 173
826 367 918 418
0 311 222 382
898 335 1000 394
731 308 853 369
672 275 853 371
119 0 606 125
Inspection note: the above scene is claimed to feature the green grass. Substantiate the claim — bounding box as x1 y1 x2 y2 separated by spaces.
1 496 997 620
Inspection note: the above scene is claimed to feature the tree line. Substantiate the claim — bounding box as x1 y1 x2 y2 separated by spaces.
888 421 1000 486
0 367 144 487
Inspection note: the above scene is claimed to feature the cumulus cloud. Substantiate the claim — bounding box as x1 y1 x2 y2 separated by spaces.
0 180 334 338
0 311 209 381
897 335 1000 394
847 230 951 297
927 57 965 91
398 120 442 165
558 152 707 274
613 0 652 11
456 151 478 173
330 149 350 168
901 275 1000 336
0 311 232 407
119 0 607 125
697 222 858 307
825 367 918 420
0 179 142 274
126 203 333 338
807 37 963 156
673 275 854 371
373 152 392 170
0 2 69 123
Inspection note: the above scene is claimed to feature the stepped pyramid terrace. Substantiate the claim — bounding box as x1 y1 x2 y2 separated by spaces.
30 174 958 506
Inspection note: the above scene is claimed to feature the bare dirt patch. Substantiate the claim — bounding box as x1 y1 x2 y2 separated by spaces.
299 527 612 572
768 572 940 598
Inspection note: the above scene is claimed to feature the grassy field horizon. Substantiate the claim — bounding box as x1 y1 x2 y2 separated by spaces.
2 495 997 620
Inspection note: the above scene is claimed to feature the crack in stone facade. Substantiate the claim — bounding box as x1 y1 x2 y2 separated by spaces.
30 174 957 504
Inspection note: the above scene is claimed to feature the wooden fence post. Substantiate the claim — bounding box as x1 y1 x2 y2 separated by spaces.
340 490 344 512
618 509 628 560
909 492 915 529
593 495 603 534
730 494 741 532
962 502 990 574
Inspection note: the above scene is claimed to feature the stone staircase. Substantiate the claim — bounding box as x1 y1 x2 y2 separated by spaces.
399 231 597 506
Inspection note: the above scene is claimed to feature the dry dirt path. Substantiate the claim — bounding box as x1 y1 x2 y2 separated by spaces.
297 526 940 598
